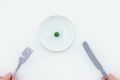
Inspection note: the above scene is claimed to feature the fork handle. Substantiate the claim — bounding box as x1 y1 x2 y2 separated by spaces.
13 63 21 76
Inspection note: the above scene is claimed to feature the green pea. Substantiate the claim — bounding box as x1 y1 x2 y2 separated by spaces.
54 32 60 37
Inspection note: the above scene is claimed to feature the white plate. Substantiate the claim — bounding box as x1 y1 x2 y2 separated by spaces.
39 15 75 52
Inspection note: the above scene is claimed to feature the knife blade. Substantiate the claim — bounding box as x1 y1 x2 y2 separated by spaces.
83 41 108 80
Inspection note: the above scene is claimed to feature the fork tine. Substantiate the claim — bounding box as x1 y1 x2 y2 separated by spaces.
26 47 33 54
25 49 33 57
27 48 32 54
26 52 32 58
22 47 29 55
25 49 32 56
22 47 33 57
27 47 33 53
22 47 30 56
24 48 30 55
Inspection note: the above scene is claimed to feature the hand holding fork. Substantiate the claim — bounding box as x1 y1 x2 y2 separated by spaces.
0 47 33 80
13 47 33 76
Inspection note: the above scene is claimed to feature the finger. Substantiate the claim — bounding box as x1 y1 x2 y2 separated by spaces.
109 73 115 78
3 73 12 80
12 76 16 80
101 77 105 80
109 73 117 80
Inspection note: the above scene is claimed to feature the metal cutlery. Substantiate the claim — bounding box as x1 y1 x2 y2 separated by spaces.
13 47 33 76
83 41 108 80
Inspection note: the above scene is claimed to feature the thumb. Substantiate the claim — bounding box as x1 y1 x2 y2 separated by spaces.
3 73 12 80
101 77 105 80
12 76 16 80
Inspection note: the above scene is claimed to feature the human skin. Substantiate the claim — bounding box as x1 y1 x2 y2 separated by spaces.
0 73 15 80
101 73 117 80
0 73 118 80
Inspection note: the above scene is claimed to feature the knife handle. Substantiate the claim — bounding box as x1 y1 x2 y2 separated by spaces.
100 68 109 80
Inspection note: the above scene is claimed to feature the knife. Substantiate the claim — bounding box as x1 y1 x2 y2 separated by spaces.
83 41 108 80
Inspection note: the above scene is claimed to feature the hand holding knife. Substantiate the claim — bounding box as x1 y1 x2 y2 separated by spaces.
83 41 108 80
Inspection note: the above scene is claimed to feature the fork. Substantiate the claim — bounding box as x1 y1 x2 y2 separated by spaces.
13 47 33 76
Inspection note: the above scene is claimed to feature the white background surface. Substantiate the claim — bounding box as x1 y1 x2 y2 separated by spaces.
0 0 120 80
